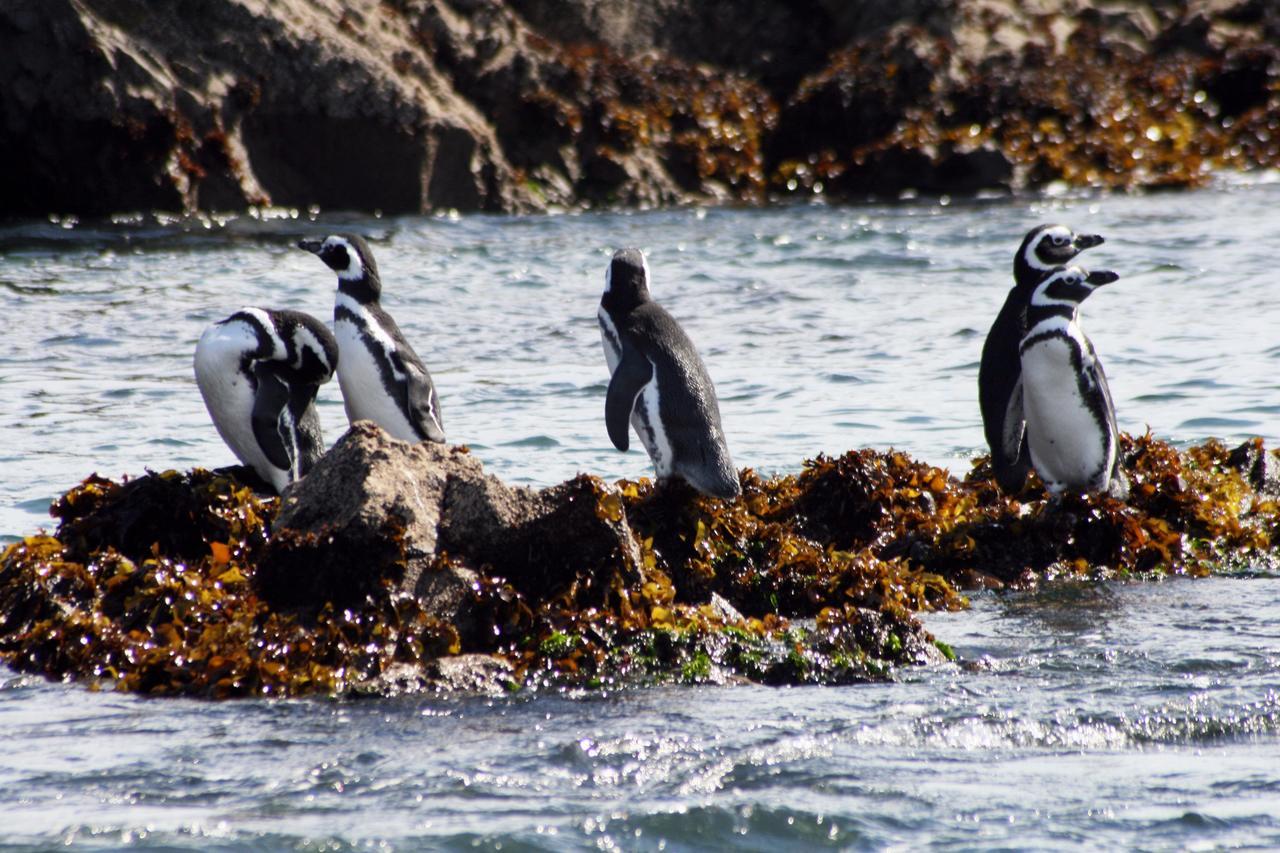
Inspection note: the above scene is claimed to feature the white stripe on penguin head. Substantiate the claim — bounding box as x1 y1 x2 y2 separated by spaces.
291 324 335 377
238 307 286 359
1025 225 1074 271
1029 266 1090 308
324 235 365 282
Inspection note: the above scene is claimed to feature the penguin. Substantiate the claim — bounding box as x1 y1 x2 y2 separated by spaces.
598 247 741 499
1018 265 1128 499
298 234 445 444
194 308 338 494
979 224 1105 493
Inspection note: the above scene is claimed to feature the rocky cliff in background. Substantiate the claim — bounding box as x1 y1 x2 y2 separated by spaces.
3 0 1278 217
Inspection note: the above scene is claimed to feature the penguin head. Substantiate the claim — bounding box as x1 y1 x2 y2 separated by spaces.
1016 224 1104 280
1030 265 1119 308
602 247 652 313
223 307 286 361
299 234 381 295
272 309 339 385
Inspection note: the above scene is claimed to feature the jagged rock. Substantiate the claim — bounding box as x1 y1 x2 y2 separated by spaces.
439 467 644 601
258 421 468 611
0 0 524 216
350 654 514 695
507 0 935 95
424 653 516 694
1226 438 1280 498
259 421 643 616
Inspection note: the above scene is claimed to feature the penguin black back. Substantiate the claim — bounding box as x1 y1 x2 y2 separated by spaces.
598 247 740 499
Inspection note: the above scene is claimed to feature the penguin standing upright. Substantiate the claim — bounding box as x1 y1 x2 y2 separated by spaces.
298 234 445 444
979 224 1105 492
194 308 338 493
598 248 741 499
1018 265 1128 498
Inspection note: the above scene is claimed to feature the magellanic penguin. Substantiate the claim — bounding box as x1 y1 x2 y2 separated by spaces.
298 234 445 444
979 224 1105 493
598 248 741 499
1018 264 1128 499
194 308 338 494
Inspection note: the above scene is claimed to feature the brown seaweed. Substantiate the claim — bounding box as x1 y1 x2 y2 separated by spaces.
1 435 1277 698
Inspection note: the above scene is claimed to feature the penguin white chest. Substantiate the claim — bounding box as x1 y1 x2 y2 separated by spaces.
334 309 419 442
597 307 622 373
1020 331 1111 492
193 322 291 492
632 368 674 476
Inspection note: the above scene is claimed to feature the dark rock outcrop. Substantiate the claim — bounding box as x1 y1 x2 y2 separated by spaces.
5 0 1279 217
1 0 523 216
259 421 642 615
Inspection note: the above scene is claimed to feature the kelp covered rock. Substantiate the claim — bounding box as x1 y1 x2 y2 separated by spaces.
769 1 1280 198
6 0 1280 217
1 428 1278 697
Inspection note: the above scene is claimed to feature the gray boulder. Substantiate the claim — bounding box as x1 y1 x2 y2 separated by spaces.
258 421 644 623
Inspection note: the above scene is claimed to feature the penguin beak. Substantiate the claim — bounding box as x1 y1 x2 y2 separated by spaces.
1086 270 1119 285
1073 234 1104 250
298 239 323 255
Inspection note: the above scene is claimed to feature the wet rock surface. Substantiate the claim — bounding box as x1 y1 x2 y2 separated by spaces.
2 423 1278 697
4 0 1278 217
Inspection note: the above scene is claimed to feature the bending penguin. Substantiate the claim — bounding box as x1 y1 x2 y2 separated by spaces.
598 248 741 499
1018 265 1128 499
298 234 445 444
980 224 1104 493
194 308 338 494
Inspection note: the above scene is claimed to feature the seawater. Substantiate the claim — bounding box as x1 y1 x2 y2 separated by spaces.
1 181 1279 849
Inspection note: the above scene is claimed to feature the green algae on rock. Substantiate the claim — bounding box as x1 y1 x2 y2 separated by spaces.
1 425 1277 698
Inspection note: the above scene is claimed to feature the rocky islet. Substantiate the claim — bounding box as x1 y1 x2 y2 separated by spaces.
2 424 1278 697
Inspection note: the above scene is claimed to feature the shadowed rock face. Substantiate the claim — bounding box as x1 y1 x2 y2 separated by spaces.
4 0 1278 216
0 0 520 216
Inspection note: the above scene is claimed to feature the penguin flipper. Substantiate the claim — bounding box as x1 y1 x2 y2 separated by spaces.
1085 339 1126 494
605 350 653 452
994 378 1031 492
251 365 293 471
1088 344 1120 432
979 290 1025 464
405 366 446 443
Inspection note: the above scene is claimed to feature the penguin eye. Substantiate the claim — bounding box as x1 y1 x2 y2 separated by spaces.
1050 235 1069 246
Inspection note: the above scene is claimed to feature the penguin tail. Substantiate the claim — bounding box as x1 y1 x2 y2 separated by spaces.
682 465 742 501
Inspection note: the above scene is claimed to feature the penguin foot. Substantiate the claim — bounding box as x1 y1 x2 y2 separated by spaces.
1106 471 1130 501
214 464 279 496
